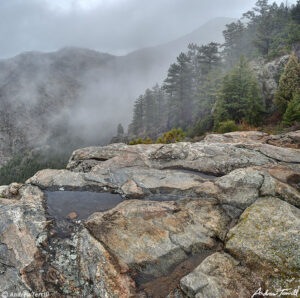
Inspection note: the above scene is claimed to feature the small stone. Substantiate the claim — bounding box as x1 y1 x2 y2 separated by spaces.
67 212 78 220
49 229 57 237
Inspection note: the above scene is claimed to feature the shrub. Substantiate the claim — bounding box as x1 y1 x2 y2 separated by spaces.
156 137 165 144
160 128 185 144
217 120 239 134
129 137 153 145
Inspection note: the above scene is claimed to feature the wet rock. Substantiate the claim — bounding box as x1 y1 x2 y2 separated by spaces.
121 179 145 199
215 167 264 210
0 129 299 295
204 130 300 149
215 165 300 213
0 183 23 199
180 252 255 298
204 131 268 144
26 169 104 191
85 199 230 279
0 185 48 292
68 135 299 177
78 229 135 297
260 166 300 208
226 197 300 285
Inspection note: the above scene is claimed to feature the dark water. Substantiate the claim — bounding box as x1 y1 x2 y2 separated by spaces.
46 191 123 220
136 251 215 297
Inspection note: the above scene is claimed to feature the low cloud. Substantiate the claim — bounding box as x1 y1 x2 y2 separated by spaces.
0 0 293 58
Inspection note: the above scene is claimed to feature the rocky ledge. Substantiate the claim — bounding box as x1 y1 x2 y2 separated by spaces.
0 131 299 297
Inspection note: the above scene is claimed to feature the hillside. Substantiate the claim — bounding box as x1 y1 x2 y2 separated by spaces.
0 17 233 168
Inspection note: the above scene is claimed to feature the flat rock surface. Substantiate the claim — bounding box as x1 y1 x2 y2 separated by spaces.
0 130 299 296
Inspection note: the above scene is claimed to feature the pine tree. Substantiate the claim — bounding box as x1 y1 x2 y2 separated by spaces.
164 52 194 128
283 92 300 125
222 21 246 67
275 53 300 114
117 123 124 136
214 55 265 128
291 0 300 24
143 89 156 131
131 95 144 135
197 42 221 75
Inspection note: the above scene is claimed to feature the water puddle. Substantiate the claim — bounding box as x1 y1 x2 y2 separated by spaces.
136 250 214 297
45 191 123 237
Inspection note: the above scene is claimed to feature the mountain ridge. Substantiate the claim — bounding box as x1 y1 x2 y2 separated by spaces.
0 17 235 167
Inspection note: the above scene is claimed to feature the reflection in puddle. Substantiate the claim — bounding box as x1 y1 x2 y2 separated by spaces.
46 191 123 220
46 191 124 237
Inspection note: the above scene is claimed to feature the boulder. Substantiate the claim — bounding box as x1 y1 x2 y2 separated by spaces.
85 199 230 279
180 252 255 298
226 197 300 289
0 185 48 292
26 169 105 191
78 229 135 297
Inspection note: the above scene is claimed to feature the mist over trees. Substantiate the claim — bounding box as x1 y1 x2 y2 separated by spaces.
129 0 300 138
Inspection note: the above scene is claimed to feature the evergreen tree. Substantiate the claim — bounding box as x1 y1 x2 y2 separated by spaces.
194 68 223 121
164 52 194 128
144 88 156 131
214 55 264 128
291 0 300 24
197 42 221 74
152 84 167 131
222 21 246 67
275 53 300 114
283 92 300 125
131 95 144 135
117 123 124 135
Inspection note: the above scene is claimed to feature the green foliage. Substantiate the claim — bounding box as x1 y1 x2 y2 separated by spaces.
144 138 153 144
128 0 300 141
164 53 194 128
156 137 165 144
283 93 300 126
0 148 68 185
130 84 167 136
190 116 214 137
129 137 153 145
291 0 300 24
216 120 239 134
275 54 300 114
214 55 265 128
157 128 185 144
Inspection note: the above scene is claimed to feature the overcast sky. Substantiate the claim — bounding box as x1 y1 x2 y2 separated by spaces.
0 0 296 58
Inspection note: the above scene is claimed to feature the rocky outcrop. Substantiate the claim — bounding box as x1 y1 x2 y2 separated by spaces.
0 130 299 297
250 55 290 109
204 130 300 149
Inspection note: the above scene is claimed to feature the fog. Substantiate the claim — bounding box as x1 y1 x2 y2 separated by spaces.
0 0 293 58
0 0 297 155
